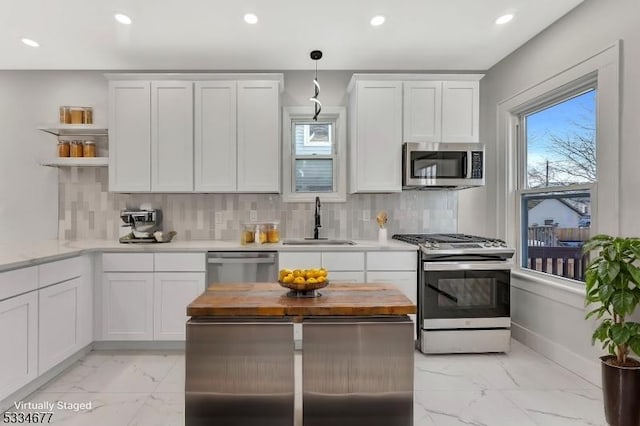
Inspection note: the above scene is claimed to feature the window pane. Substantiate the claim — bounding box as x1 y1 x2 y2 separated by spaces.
295 159 333 192
521 191 590 281
525 89 596 188
294 123 332 155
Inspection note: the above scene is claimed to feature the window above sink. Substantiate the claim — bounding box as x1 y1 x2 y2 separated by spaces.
282 106 347 203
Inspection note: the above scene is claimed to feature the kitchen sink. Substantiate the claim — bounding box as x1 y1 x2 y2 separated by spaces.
282 239 356 246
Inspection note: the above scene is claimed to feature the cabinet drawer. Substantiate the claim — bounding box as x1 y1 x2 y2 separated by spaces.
322 252 365 271
39 256 82 288
154 253 206 272
278 252 322 270
0 266 38 301
366 251 417 271
102 253 154 272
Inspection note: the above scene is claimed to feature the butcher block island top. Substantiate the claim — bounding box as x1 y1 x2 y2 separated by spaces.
187 282 416 317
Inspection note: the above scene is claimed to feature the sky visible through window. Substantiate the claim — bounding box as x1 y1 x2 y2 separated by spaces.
525 89 596 188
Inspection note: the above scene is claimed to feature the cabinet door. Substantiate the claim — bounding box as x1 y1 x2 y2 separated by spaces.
38 278 82 373
350 81 402 193
151 81 194 191
154 272 205 340
442 81 479 142
102 273 154 341
367 271 418 338
237 81 280 192
0 292 38 401
403 81 442 142
194 81 237 192
109 81 151 191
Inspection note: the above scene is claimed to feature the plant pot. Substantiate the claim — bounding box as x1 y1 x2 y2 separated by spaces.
601 355 640 426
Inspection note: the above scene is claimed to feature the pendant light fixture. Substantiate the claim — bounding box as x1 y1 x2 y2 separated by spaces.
309 50 323 121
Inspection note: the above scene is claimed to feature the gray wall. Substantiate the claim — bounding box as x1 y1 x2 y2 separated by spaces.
458 0 640 384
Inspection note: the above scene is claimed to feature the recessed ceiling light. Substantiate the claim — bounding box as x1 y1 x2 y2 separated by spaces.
244 13 258 24
495 14 514 25
114 13 132 25
370 15 386 26
21 38 39 47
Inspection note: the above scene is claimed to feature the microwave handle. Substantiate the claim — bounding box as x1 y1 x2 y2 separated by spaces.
462 153 468 177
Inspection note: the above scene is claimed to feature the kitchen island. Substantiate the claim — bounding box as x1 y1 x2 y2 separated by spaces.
185 282 416 426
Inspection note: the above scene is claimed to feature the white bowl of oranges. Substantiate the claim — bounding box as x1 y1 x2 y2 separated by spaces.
278 268 329 293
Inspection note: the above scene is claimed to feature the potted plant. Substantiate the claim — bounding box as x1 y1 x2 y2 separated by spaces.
583 235 640 426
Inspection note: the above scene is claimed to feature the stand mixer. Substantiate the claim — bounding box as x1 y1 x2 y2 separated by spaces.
119 209 162 243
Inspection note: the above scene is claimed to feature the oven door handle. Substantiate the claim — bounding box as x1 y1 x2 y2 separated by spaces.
423 261 512 271
426 284 458 303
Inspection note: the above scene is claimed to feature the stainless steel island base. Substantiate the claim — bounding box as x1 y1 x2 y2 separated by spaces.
185 318 294 426
303 317 414 426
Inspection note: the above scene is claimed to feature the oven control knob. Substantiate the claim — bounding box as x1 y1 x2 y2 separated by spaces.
484 242 492 247
492 242 499 247
423 242 432 248
432 243 439 248
500 242 507 247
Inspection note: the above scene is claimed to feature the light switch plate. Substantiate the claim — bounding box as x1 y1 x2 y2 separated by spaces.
249 210 258 222
362 210 370 221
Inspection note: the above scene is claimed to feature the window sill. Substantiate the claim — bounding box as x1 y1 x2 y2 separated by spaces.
511 268 586 310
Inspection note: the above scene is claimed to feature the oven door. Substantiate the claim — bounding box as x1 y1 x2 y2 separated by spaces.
422 261 510 329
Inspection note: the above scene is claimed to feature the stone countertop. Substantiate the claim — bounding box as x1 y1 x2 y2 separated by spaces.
187 282 417 317
0 238 417 273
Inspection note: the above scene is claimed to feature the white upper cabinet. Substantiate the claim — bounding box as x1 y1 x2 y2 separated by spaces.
441 81 479 142
403 81 442 142
107 74 282 193
348 80 403 193
194 81 237 192
151 81 194 191
237 81 280 192
108 81 151 191
404 79 480 143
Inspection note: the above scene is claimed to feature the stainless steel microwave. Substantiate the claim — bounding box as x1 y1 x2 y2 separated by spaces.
402 142 485 189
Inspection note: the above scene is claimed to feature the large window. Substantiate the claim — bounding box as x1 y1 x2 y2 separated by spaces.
282 107 346 202
518 85 596 282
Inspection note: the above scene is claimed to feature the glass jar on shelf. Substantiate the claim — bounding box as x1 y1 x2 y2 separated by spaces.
266 222 280 243
70 140 84 157
83 141 96 157
57 141 70 157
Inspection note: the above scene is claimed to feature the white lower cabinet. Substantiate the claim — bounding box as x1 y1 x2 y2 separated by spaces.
0 292 38 401
153 272 205 340
100 252 206 341
102 273 154 340
38 277 84 373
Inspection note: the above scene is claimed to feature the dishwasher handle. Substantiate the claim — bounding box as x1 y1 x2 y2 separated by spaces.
207 257 276 265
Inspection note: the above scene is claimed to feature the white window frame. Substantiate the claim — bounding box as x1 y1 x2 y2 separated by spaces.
282 106 347 202
516 81 597 283
496 42 620 291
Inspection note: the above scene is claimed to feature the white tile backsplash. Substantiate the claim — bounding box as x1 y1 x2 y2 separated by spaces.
58 168 457 240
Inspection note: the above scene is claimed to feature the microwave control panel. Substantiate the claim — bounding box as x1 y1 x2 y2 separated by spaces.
471 152 483 179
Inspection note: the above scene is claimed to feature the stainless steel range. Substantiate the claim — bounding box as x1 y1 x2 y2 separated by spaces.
393 233 515 354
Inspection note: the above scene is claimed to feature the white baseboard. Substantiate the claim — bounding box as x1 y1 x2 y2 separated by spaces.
92 340 185 351
512 322 601 387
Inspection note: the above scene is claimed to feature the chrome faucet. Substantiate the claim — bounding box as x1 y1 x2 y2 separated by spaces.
313 196 321 239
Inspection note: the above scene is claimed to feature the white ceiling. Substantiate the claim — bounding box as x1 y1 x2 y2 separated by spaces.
1 0 583 70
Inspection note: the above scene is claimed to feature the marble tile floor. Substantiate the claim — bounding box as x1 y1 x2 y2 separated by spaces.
6 340 605 425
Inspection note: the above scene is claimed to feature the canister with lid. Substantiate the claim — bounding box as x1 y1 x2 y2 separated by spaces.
83 141 96 157
70 140 84 157
57 141 70 157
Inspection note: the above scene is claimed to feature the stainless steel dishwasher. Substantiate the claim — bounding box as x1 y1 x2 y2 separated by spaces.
206 251 277 285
